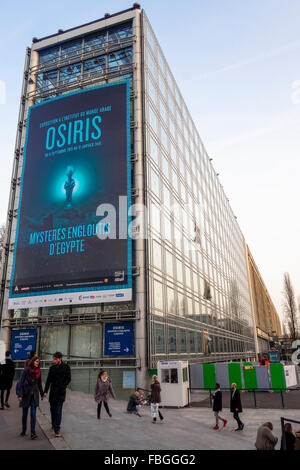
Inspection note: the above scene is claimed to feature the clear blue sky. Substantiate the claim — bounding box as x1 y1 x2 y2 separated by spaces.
1 0 300 321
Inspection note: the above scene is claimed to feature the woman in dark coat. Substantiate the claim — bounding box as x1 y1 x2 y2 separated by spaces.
0 351 15 409
18 357 44 439
94 370 116 419
211 383 227 430
230 382 244 431
151 375 164 423
280 422 296 450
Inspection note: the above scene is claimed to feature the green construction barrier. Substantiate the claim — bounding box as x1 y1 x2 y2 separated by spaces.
270 363 286 392
228 363 243 389
243 362 258 390
203 363 216 389
148 369 157 378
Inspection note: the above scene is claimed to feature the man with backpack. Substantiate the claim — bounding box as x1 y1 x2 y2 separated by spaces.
43 352 71 438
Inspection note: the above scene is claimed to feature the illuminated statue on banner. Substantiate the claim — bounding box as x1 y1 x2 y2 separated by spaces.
64 166 75 208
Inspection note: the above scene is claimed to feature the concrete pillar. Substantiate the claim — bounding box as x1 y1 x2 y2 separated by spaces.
133 10 148 389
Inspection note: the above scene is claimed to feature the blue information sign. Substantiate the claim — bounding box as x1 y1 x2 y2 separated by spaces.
104 322 133 356
11 329 37 360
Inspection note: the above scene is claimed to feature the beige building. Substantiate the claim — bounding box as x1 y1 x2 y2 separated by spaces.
246 245 282 352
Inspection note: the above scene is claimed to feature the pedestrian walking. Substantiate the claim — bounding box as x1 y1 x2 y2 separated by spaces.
0 351 15 409
43 352 71 438
94 370 116 419
210 383 227 430
127 390 142 417
230 382 244 431
25 351 38 368
151 375 164 423
17 356 44 440
280 422 296 451
255 422 278 450
295 430 300 450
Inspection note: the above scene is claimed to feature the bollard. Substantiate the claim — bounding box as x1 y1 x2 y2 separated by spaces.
253 390 257 408
280 389 285 408
281 417 286 450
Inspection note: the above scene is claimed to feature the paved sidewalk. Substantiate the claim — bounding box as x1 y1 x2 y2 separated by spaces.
39 389 300 450
0 396 53 450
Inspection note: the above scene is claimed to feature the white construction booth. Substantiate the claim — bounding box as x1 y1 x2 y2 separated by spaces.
157 360 189 407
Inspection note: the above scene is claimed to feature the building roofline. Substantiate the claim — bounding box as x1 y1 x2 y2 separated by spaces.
32 4 141 44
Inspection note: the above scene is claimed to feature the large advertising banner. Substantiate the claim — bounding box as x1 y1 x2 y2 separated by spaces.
9 82 132 308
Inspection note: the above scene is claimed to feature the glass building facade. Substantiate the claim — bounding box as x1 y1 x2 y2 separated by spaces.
142 15 255 368
0 6 257 395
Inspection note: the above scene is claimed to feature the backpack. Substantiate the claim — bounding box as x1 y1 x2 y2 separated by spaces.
15 371 28 396
15 380 22 396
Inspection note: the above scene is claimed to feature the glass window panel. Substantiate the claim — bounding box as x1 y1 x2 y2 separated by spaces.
154 324 165 354
85 31 107 51
185 267 192 289
39 47 59 64
61 39 82 59
163 215 172 242
167 70 174 92
40 326 69 360
176 108 182 130
151 167 160 195
167 369 177 383
149 134 159 165
158 74 166 97
149 106 158 134
158 51 165 73
160 126 168 152
174 226 182 251
187 297 193 315
171 169 179 193
170 142 177 165
190 333 195 353
197 332 203 352
169 327 177 353
160 98 167 125
152 240 162 269
168 94 175 116
36 70 58 90
60 63 81 84
148 77 157 104
108 48 132 68
109 22 132 41
163 185 171 211
178 293 185 316
169 118 175 140
166 287 175 314
176 259 183 283
70 324 101 359
161 155 169 177
153 280 163 312
83 56 106 78
146 26 155 51
177 133 183 154
175 87 181 107
151 202 161 232
179 330 187 352
165 250 174 277
147 49 156 76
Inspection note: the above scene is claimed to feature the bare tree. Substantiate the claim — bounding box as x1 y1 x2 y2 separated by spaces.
282 272 299 340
